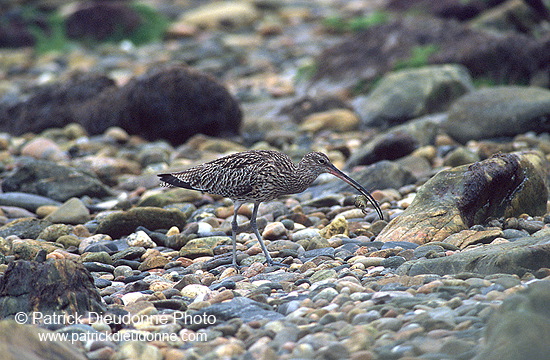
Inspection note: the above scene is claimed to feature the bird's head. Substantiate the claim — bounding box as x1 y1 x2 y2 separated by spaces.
299 151 336 176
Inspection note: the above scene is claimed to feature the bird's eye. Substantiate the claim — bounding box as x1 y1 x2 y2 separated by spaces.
317 158 327 164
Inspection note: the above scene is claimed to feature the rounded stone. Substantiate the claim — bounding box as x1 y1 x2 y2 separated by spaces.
262 222 287 240
138 255 169 271
180 284 211 299
113 265 134 278
44 197 91 225
126 230 156 248
38 224 73 241
80 251 113 264
56 235 81 248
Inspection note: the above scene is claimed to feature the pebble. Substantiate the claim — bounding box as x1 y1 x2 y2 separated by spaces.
262 221 287 240
83 262 115 273
0 192 62 212
126 230 156 248
113 265 134 278
44 197 91 224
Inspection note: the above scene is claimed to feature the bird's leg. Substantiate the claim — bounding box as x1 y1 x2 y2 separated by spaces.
231 201 243 268
250 202 288 268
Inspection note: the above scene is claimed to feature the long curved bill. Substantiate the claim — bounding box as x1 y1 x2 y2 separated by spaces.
327 165 384 220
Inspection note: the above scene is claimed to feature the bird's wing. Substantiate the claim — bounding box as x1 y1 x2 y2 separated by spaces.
158 173 208 191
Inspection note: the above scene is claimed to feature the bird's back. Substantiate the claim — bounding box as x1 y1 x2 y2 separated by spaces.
159 150 297 202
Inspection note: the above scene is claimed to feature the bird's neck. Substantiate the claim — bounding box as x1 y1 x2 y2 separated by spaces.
284 164 320 194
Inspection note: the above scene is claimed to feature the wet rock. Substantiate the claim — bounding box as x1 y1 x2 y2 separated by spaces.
398 236 550 276
377 152 547 244
0 259 105 317
0 320 87 360
413 244 446 259
354 64 473 127
474 280 550 360
0 193 62 212
0 218 52 239
2 158 112 202
95 207 187 238
45 198 91 225
302 247 334 259
444 86 550 143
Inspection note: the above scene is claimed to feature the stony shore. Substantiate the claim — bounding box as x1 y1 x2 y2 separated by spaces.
1 1 550 360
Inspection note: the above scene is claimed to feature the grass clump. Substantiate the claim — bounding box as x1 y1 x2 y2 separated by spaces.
28 12 71 54
27 2 169 55
323 11 389 33
294 61 318 83
393 44 439 70
124 3 169 46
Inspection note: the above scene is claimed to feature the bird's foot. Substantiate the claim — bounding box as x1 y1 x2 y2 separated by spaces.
266 260 290 268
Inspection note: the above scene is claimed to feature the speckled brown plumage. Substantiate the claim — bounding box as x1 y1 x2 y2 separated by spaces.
158 150 382 267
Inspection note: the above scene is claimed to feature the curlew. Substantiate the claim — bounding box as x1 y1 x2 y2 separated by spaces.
158 150 382 268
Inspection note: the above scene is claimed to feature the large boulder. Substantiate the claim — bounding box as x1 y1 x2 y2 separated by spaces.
310 16 550 93
353 64 473 127
0 259 105 318
0 65 242 145
2 158 112 202
65 2 142 41
377 151 548 244
95 207 188 238
397 236 550 276
473 280 550 360
346 113 445 167
442 86 550 143
0 320 87 360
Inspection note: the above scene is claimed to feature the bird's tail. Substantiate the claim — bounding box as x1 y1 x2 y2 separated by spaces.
158 174 193 189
